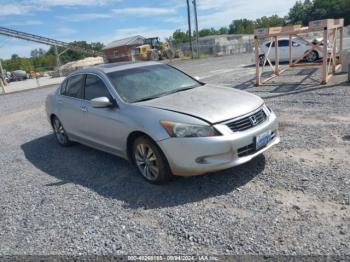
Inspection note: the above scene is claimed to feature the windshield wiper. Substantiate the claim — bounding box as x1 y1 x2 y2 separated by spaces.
161 86 197 96
133 86 197 103
133 95 163 102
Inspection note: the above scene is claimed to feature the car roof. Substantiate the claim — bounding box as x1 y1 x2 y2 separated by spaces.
263 37 300 43
69 61 163 76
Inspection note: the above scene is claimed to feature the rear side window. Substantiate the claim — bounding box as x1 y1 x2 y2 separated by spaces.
265 40 290 48
84 74 111 101
278 40 290 47
65 75 84 99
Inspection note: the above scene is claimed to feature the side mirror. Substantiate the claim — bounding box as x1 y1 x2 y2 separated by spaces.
90 97 113 108
293 43 300 47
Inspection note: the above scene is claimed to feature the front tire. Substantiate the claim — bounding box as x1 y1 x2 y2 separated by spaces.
132 137 172 184
258 55 265 66
148 50 159 61
305 50 319 62
51 116 72 147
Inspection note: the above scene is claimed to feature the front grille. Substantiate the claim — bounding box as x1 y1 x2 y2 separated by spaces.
226 109 266 132
237 131 276 157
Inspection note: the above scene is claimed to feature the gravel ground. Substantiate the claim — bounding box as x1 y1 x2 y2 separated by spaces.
0 54 349 256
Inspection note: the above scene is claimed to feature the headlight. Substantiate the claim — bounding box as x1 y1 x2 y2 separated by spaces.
160 121 220 138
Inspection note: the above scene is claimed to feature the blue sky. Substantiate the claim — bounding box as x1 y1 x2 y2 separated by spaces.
0 0 297 59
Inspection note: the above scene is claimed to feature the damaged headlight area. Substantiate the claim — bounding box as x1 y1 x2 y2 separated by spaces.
160 121 221 138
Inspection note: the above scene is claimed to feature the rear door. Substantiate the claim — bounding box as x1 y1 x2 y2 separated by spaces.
57 74 85 138
80 74 125 154
291 39 306 60
277 39 290 61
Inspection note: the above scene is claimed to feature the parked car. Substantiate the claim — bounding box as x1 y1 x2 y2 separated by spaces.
11 70 28 81
256 37 325 65
46 61 280 184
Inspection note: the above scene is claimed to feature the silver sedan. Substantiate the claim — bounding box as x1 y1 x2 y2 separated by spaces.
46 61 279 184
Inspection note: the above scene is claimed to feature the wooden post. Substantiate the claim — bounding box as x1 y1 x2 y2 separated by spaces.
255 36 261 86
321 28 328 84
332 28 337 73
289 34 292 66
274 36 279 75
339 27 343 65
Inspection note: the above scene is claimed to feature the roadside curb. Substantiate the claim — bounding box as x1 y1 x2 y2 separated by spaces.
0 83 59 96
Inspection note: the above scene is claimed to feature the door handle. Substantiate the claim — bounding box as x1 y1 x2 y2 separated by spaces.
81 106 88 112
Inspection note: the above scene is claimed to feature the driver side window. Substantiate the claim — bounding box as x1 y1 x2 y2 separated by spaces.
84 74 111 101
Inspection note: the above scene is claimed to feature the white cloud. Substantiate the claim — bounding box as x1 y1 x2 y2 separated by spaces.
34 0 112 7
56 27 77 36
0 0 119 17
57 13 112 22
197 0 297 29
112 7 176 16
3 20 43 26
197 0 232 10
0 4 31 16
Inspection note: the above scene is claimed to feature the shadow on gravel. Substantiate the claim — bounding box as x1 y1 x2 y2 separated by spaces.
21 134 265 209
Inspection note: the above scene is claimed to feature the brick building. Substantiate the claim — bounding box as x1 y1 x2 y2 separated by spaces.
103 35 145 62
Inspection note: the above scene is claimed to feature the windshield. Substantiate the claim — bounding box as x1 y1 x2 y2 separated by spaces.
107 64 201 103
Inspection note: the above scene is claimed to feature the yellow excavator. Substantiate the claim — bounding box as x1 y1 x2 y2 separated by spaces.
133 37 176 61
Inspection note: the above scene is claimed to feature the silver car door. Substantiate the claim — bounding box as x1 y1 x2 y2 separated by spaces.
80 74 127 154
57 75 84 138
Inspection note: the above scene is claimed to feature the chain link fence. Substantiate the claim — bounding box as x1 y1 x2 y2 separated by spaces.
173 34 255 58
173 25 350 58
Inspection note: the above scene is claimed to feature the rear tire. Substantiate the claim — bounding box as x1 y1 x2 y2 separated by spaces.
51 116 72 147
132 136 172 184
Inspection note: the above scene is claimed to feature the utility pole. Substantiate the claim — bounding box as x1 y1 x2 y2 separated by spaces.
186 0 194 59
192 0 200 58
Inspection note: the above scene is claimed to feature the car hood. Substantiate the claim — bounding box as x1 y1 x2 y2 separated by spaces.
138 84 264 123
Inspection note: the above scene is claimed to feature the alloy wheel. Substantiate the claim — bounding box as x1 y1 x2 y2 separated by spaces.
134 143 159 181
53 118 67 144
305 51 317 62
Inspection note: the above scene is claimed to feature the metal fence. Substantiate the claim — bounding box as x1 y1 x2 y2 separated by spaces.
173 34 255 57
174 25 350 58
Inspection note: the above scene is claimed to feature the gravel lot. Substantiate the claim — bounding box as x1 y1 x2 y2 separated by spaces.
0 54 349 256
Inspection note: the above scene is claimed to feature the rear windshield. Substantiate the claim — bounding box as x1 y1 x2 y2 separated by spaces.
107 64 200 103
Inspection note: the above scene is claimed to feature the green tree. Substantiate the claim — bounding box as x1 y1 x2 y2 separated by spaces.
288 0 350 26
198 28 212 37
218 27 229 34
172 29 189 44
229 19 255 34
11 54 19 60
255 15 285 28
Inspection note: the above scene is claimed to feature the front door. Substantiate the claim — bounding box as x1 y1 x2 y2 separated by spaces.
80 74 126 155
